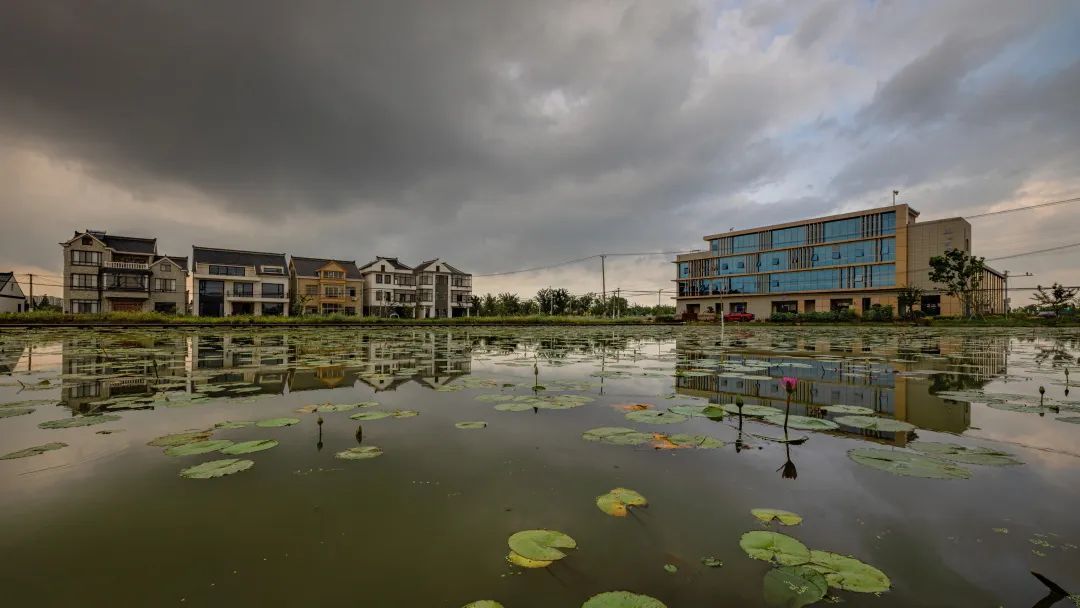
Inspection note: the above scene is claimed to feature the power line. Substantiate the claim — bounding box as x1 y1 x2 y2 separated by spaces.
964 196 1080 219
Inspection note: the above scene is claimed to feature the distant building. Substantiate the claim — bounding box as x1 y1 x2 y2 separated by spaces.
413 259 473 318
60 230 188 313
0 272 27 313
192 247 289 316
358 257 415 316
289 256 364 315
673 204 1006 319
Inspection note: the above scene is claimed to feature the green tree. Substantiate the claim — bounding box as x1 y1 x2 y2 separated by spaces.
896 286 923 319
535 288 572 315
495 292 521 316
928 249 986 318
1033 283 1078 314
481 293 497 316
469 295 481 316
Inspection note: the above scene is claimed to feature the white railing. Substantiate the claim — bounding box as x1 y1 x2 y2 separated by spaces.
105 261 149 270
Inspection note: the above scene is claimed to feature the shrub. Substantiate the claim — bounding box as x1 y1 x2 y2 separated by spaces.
863 304 894 322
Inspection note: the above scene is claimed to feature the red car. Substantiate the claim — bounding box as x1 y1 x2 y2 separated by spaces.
723 312 755 322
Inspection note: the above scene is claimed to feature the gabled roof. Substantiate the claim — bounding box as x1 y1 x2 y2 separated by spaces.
414 259 468 275
291 256 363 279
359 256 413 272
0 272 13 292
192 246 287 272
154 255 189 271
64 230 157 254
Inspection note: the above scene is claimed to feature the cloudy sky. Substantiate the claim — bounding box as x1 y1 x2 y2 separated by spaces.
1 0 1078 303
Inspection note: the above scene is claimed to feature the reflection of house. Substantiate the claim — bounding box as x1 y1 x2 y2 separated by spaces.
0 341 25 373
60 230 188 313
289 257 364 315
0 272 28 313
60 335 187 413
192 247 289 316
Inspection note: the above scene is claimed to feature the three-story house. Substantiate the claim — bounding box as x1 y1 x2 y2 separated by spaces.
61 230 188 313
289 257 364 315
192 247 289 316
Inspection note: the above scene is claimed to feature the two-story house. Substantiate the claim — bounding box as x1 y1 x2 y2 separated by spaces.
60 230 188 313
191 247 289 316
358 257 415 316
289 257 364 315
413 259 473 318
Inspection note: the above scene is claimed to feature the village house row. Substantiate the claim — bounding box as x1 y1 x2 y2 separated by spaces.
59 230 472 317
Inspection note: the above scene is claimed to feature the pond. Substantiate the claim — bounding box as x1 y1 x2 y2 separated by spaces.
1 325 1078 607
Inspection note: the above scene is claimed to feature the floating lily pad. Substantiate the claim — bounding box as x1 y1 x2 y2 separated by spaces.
0 407 34 418
848 448 971 479
214 421 253 429
220 439 278 455
721 403 783 417
808 550 890 593
476 394 515 402
350 411 393 421
626 410 688 424
316 403 358 413
0 442 67 460
910 442 1022 466
38 414 121 429
506 551 552 568
596 488 648 516
834 415 915 433
255 417 300 428
752 508 803 526
165 439 235 456
819 405 875 415
762 414 839 431
701 557 723 567
739 531 810 565
391 410 419 418
335 446 383 460
148 430 213 447
508 529 577 561
763 565 828 608
582 427 653 446
180 458 253 479
455 421 487 429
463 601 504 608
663 564 677 573
668 404 710 417
581 591 667 607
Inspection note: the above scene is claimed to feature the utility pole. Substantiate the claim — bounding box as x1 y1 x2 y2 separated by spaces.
28 274 34 311
613 288 620 319
657 289 662 310
600 255 606 314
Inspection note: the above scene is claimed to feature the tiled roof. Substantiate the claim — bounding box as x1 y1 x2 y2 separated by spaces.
360 256 413 271
291 256 363 279
101 234 157 254
414 259 468 275
192 246 287 273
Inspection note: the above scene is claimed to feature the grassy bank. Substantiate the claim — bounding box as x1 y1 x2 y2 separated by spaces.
0 311 658 327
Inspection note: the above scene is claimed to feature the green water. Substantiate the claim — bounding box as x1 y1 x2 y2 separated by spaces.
1 326 1078 607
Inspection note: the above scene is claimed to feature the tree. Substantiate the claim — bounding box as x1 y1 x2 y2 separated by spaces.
495 292 521 316
535 288 572 315
480 293 497 316
469 295 481 316
896 286 923 319
1033 283 1078 314
569 293 596 316
290 292 313 316
928 249 986 318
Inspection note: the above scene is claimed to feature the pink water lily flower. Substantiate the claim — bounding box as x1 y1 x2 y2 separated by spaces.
781 377 798 393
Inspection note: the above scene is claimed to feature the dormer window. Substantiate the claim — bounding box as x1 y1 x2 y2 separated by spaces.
81 236 92 246
261 266 284 275
161 263 172 272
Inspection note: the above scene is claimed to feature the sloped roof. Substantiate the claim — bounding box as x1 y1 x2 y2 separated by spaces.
101 234 157 254
359 256 413 271
154 255 189 271
0 272 13 292
291 256 363 279
193 246 286 271
414 259 468 275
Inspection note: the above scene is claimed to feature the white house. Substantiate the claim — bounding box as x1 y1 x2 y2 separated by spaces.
0 273 27 313
358 257 415 316
191 247 289 316
412 259 473 318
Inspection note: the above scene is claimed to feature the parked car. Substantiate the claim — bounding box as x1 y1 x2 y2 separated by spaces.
723 311 755 322
1036 310 1057 318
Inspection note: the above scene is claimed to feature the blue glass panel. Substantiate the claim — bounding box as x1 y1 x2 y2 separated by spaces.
772 226 806 248
872 264 896 287
823 217 861 242
679 263 689 278
732 233 758 253
881 212 896 235
879 237 895 261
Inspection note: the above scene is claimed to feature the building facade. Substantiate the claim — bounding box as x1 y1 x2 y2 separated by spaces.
413 259 473 318
0 272 27 313
358 257 416 316
289 257 364 315
192 247 289 316
674 204 1006 319
60 230 188 314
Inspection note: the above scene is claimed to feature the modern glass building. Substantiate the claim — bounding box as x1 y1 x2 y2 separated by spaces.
674 204 1006 318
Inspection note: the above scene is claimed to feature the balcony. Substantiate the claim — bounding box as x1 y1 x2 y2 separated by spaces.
104 261 150 271
226 289 287 301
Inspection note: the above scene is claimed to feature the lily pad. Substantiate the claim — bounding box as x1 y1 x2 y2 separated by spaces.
763 565 828 608
668 404 710 417
808 550 890 593
214 421 253 429
0 407 34 418
701 557 723 567
596 488 648 516
455 421 487 429
0 442 67 460
391 409 420 418
179 458 253 479
721 403 783 417
739 531 810 566
762 415 839 431
463 602 504 608
663 564 677 573
220 439 278 455
848 448 971 479
335 446 383 460
582 427 653 446
910 442 1022 466
752 508 803 526
506 551 553 568
581 591 667 607
255 417 300 428
834 415 915 433
508 529 577 561
626 410 688 424
38 414 121 429
819 405 875 415
148 430 212 447
316 403 358 413
164 440 235 456
350 411 393 421
665 434 724 449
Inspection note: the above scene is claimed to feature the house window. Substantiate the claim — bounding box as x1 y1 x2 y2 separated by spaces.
233 283 254 297
160 263 172 273
154 278 177 292
322 270 344 279
71 250 102 266
345 306 356 315
71 274 98 289
261 266 285 275
305 285 319 295
348 287 356 297
375 291 383 301
209 265 245 276
324 287 343 297
376 275 384 284
71 300 99 313
261 303 284 315
262 284 285 298
81 236 93 246
322 303 342 314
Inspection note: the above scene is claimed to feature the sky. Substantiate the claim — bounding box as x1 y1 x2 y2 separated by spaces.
1 0 1078 304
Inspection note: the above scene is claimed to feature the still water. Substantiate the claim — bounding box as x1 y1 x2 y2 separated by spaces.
0 326 1077 607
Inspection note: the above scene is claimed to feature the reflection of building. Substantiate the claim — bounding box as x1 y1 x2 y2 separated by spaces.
289 257 364 315
0 340 25 373
674 334 1009 445
674 205 1007 319
60 334 188 413
191 334 292 394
